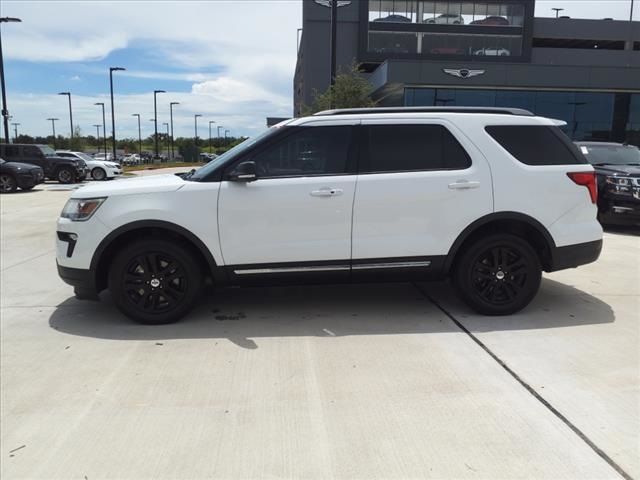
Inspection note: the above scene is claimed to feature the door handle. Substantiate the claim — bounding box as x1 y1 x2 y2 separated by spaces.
448 180 481 190
310 188 343 197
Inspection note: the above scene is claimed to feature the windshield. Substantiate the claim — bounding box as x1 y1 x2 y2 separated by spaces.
188 126 283 181
74 152 94 162
579 144 640 166
40 145 57 157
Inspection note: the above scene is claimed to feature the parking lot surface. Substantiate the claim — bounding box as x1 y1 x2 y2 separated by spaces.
1 179 639 480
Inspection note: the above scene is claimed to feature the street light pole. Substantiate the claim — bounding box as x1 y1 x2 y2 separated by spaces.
58 92 73 139
208 120 215 153
109 67 125 162
0 17 22 144
94 102 107 160
169 102 179 160
131 113 142 159
93 124 101 152
194 114 202 147
11 121 19 141
552 7 564 18
330 0 338 86
163 122 169 159
47 117 58 148
153 90 165 160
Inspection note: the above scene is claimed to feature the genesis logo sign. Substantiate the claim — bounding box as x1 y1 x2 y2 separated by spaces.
314 0 352 7
443 68 486 79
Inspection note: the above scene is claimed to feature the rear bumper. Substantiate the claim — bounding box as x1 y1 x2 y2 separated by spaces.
548 239 603 272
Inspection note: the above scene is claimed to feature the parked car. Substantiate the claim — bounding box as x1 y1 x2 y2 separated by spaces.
425 13 464 24
93 152 114 162
0 144 87 184
0 157 44 193
430 47 465 55
57 107 602 324
200 153 218 163
122 154 142 166
470 16 510 26
373 14 412 23
56 151 122 181
474 48 511 56
575 142 640 226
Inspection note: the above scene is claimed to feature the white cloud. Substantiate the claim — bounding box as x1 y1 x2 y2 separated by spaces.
70 75 81 81
1 0 302 137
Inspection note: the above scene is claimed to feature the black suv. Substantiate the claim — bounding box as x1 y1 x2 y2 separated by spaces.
0 144 87 184
576 142 640 226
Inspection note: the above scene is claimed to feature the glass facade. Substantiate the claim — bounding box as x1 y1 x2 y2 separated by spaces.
369 1 525 26
367 1 528 58
404 88 640 144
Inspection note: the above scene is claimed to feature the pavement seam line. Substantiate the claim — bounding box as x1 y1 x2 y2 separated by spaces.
412 282 634 480
0 250 54 272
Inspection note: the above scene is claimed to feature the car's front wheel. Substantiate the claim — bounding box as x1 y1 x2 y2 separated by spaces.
108 238 203 324
57 167 76 184
0 174 18 193
92 167 107 181
453 234 541 315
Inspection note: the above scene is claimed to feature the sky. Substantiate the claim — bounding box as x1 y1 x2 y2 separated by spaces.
1 0 638 140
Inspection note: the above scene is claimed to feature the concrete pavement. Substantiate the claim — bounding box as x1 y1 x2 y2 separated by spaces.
1 183 638 479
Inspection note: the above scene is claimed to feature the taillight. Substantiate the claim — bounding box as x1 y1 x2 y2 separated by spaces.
567 172 597 204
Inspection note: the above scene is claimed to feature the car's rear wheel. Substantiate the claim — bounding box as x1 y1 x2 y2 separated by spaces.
92 167 107 181
0 174 17 193
108 238 203 324
453 234 541 315
57 167 76 184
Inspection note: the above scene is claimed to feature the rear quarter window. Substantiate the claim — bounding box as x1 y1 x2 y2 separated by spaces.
485 125 587 166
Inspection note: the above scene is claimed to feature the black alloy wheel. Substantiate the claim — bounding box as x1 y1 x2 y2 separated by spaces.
454 234 541 315
0 174 18 193
57 167 76 184
109 239 203 324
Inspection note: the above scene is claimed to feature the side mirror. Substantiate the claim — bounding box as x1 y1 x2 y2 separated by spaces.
229 161 257 182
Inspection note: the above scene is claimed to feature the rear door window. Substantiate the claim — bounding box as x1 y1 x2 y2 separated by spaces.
485 125 587 165
361 124 471 173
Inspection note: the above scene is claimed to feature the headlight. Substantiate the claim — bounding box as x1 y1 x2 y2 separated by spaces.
61 198 106 221
606 176 632 195
106 163 118 168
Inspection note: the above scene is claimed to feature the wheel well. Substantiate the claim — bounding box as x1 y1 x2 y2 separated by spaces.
447 219 553 273
94 227 214 292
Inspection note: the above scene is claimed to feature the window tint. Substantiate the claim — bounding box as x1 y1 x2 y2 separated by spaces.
363 124 471 173
2 146 20 158
251 126 351 177
23 146 41 157
485 125 586 165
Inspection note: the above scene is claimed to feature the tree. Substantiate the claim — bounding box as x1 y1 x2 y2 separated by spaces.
304 63 376 115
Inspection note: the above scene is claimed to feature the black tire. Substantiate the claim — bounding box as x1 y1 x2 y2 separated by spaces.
453 234 541 315
0 173 18 193
57 167 76 184
91 167 107 181
108 238 203 324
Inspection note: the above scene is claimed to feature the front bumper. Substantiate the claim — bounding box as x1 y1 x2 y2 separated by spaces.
16 170 45 188
598 193 640 226
549 239 603 272
57 263 98 300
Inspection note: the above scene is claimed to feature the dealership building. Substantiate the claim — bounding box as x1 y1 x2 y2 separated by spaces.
294 0 640 144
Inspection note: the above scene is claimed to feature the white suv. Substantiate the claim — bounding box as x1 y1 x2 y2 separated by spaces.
56 107 602 324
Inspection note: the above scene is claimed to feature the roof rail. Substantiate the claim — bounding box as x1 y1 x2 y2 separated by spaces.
314 106 535 116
